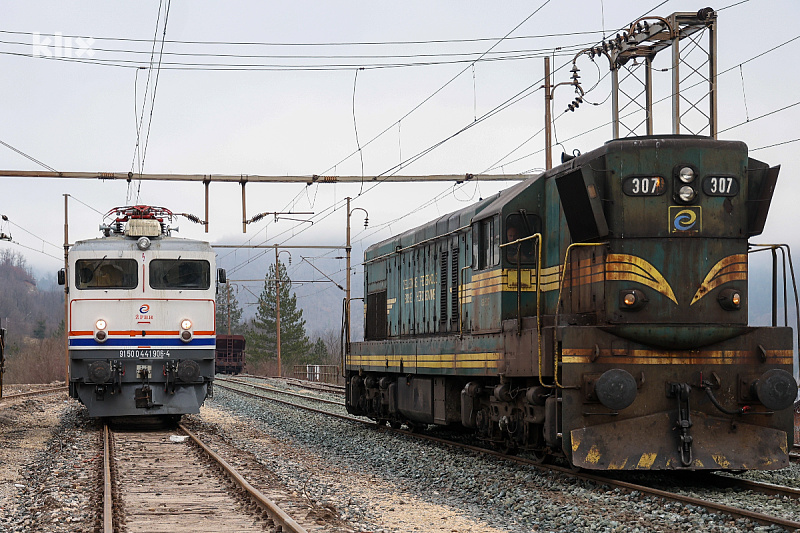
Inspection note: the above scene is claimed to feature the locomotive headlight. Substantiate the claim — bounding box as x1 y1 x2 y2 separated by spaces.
619 289 647 311
678 166 695 183
718 288 743 310
94 319 108 343
678 185 696 202
180 319 193 343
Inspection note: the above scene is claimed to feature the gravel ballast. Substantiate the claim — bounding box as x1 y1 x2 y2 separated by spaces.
207 385 797 532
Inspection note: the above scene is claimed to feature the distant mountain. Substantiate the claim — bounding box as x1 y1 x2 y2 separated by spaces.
0 250 64 343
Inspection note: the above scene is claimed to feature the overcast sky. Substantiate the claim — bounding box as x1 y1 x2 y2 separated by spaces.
1 0 799 323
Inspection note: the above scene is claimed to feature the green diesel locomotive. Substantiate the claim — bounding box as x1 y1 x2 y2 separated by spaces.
346 135 797 470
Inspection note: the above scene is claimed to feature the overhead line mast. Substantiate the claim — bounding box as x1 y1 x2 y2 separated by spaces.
0 170 527 233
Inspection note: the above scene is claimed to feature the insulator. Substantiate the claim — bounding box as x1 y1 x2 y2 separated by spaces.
602 42 608 52
616 33 622 43
643 21 649 32
588 50 595 59
567 104 575 112
636 22 643 32
364 217 369 229
575 96 583 104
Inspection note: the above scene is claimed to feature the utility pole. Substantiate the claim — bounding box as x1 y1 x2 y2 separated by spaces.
226 284 231 335
275 245 282 377
63 194 69 385
345 197 351 356
273 247 292 377
544 57 553 170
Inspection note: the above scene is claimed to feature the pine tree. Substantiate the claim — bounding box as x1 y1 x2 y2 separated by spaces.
309 337 329 363
215 283 244 335
247 262 311 366
32 318 46 340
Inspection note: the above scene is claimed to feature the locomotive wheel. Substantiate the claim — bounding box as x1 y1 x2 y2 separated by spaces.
531 449 551 465
493 440 518 456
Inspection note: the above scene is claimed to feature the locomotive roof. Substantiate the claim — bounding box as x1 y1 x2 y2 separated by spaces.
71 235 215 253
363 135 748 261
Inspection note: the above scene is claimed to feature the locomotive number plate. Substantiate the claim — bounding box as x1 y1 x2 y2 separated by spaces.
119 349 171 358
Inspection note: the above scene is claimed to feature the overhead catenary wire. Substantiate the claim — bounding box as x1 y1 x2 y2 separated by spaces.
2 239 62 262
222 1 559 272
314 0 554 178
137 0 172 203
263 0 674 247
0 47 594 71
225 0 678 274
0 28 613 48
0 139 58 173
0 36 606 62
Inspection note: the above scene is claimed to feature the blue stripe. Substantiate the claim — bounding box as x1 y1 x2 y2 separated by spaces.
69 338 215 347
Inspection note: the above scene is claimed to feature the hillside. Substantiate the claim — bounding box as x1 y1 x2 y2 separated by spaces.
0 250 64 342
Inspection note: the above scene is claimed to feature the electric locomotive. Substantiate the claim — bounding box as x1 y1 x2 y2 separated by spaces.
347 135 798 470
61 205 225 418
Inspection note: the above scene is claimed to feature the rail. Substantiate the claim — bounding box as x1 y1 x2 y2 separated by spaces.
179 423 309 533
0 385 67 402
101 420 309 533
217 378 800 531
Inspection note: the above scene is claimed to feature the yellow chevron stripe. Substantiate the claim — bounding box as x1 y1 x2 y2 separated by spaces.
606 254 677 304
691 254 747 305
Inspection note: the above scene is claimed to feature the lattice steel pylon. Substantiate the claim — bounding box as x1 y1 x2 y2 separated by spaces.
572 8 718 139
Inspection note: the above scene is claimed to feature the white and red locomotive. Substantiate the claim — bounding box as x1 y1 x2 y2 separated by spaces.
61 206 224 418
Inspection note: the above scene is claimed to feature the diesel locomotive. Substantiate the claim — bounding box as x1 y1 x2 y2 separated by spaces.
61 205 225 418
346 135 798 470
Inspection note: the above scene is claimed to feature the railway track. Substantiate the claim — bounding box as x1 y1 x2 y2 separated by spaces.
217 376 344 407
236 374 345 395
101 422 310 533
0 385 68 402
216 377 800 531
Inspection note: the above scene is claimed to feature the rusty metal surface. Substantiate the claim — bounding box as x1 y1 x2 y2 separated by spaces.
179 423 309 533
348 134 793 471
102 425 113 533
0 386 68 403
570 411 789 470
105 423 306 532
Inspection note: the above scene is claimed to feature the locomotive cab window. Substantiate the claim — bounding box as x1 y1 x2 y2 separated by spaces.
505 213 540 264
150 259 211 290
472 215 499 270
75 258 138 290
